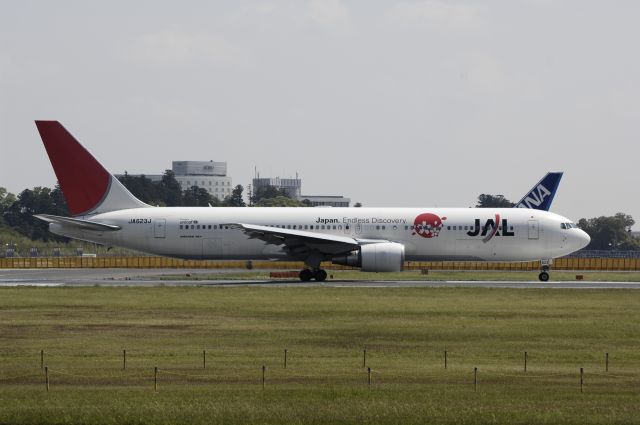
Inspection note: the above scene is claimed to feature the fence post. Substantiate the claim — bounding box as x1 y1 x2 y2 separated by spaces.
45 366 49 392
284 349 287 369
203 350 206 369
605 352 609 372
123 349 126 370
154 367 158 391
580 367 584 393
262 365 266 390
524 351 528 373
41 350 44 371
474 367 478 392
444 350 447 369
363 348 367 368
367 367 371 389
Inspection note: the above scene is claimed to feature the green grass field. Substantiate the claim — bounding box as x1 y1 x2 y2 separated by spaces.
1 286 640 424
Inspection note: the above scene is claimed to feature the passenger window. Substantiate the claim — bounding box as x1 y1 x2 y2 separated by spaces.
376 225 380 230
208 225 212 230
333 225 336 230
304 225 308 230
382 226 386 230
179 225 183 229
464 226 468 230
346 225 350 230
293 225 297 229
321 225 325 230
214 225 217 230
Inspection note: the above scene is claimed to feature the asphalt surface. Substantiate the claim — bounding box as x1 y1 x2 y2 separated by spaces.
1 268 640 289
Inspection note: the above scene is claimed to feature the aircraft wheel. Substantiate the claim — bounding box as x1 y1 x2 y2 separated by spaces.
299 269 313 282
314 269 328 282
538 271 550 282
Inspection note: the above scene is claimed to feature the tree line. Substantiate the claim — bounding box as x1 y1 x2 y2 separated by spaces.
0 171 308 242
0 183 637 250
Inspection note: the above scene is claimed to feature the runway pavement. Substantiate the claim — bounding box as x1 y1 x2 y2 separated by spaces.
1 268 640 289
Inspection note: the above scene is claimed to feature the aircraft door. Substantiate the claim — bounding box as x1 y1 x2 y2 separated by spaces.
528 220 539 240
154 219 166 238
355 223 362 235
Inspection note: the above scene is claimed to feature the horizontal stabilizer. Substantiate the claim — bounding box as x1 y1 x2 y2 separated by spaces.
34 214 121 231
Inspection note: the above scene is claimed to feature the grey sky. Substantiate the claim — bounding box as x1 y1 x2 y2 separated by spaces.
1 1 638 225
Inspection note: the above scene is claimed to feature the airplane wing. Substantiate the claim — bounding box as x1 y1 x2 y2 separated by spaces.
34 214 122 231
226 223 385 257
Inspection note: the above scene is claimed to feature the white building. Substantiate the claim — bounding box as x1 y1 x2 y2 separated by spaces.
117 160 233 200
172 161 233 200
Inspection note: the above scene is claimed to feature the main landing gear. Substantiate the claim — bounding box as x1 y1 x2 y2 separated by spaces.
538 259 552 282
299 268 328 282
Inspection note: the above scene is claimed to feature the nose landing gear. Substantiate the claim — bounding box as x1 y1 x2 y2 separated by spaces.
299 268 328 282
538 259 552 282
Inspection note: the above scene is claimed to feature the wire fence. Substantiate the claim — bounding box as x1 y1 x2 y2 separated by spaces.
3 348 639 393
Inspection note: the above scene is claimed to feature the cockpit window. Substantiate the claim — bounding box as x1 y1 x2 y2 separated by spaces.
561 223 567 229
561 222 577 229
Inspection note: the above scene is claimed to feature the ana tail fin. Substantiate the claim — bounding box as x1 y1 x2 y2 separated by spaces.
515 172 563 211
35 121 150 216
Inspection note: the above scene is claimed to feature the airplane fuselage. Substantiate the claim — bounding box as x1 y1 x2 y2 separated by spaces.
50 207 586 262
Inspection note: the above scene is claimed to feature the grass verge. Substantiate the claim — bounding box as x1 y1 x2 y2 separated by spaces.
1 286 640 424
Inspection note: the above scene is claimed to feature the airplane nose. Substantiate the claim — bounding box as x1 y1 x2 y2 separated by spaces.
575 229 591 250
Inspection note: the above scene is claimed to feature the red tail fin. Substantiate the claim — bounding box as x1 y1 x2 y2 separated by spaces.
36 121 110 215
35 121 148 216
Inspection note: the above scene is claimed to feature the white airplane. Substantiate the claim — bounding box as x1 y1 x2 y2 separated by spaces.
33 121 590 282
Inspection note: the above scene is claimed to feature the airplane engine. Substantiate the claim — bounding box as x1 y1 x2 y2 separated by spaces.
333 242 405 272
